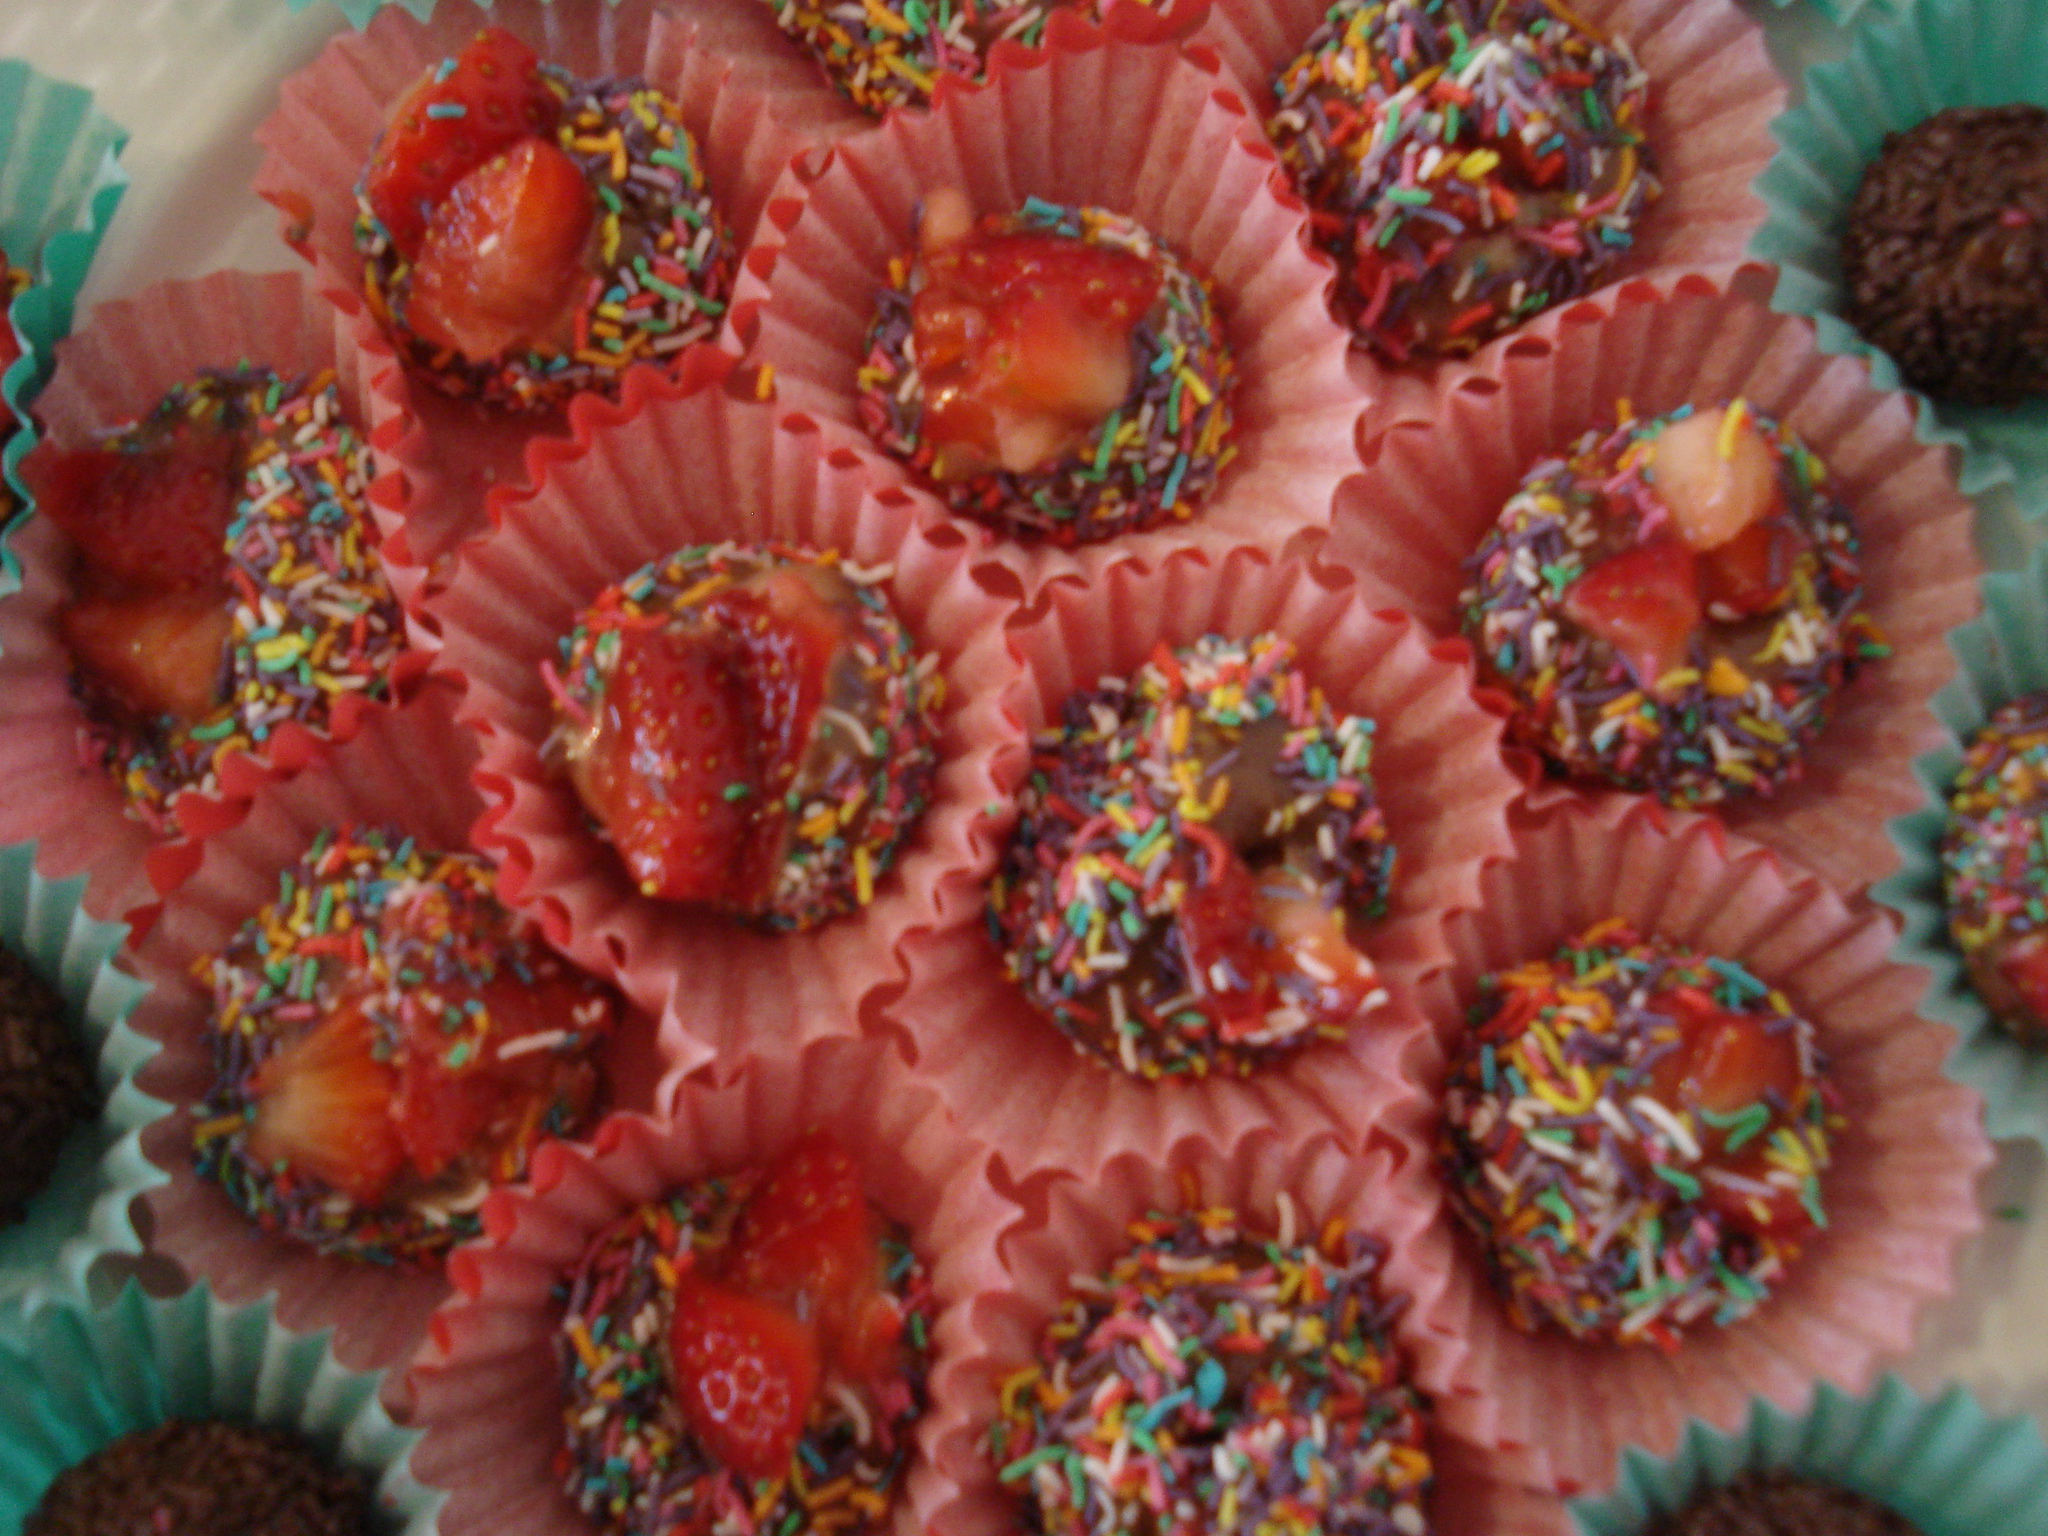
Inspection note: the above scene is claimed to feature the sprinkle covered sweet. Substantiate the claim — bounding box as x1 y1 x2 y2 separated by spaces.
547 543 942 932
989 1202 1434 1536
1269 0 1656 361
1461 400 1884 807
192 825 622 1267
32 367 408 831
766 0 1075 114
1941 693 2048 1046
1439 920 1839 1348
0 945 97 1229
991 632 1393 1079
1646 1472 1925 1536
556 1133 936 1536
858 194 1235 547
355 27 733 413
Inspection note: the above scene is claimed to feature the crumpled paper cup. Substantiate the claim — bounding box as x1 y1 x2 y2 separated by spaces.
1326 262 1982 894
729 11 1367 597
1750 0 2048 521
424 346 1028 1097
406 1034 1012 1536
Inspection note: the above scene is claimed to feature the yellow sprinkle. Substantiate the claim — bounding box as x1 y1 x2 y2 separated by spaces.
854 845 874 906
1718 397 1750 459
1458 148 1501 180
1705 657 1750 697
755 364 775 401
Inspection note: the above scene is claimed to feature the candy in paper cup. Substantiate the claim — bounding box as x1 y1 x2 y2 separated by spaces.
0 57 126 576
128 681 665 1375
0 269 430 925
255 0 866 575
1394 795 1990 1497
424 348 1028 1095
0 839 163 1306
729 14 1366 597
876 544 1522 1184
1872 543 2048 1150
1571 1375 2048 1536
1751 0 2048 521
406 1034 1011 1536
0 1280 437 1534
1326 262 1982 894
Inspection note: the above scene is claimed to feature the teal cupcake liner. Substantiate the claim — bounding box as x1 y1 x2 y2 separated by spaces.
0 838 166 1306
0 1280 440 1533
1766 0 1890 24
0 59 128 592
1750 0 2048 522
1571 1374 2048 1536
1872 544 2048 1149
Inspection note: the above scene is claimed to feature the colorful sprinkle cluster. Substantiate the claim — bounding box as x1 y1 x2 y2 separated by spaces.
557 1180 936 1536
858 199 1236 547
76 368 408 831
1269 0 1656 361
1460 401 1886 808
1439 920 1840 1347
1941 693 2048 1045
192 825 618 1266
767 0 1073 114
990 1202 1433 1536
357 68 732 412
990 632 1394 1078
547 543 943 932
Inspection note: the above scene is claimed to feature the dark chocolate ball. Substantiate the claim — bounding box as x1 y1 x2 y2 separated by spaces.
1648 1472 1924 1536
0 945 96 1227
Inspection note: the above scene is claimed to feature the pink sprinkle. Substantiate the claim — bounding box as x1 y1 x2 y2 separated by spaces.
2000 207 2033 228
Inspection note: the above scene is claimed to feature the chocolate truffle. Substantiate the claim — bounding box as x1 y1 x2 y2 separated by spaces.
0 945 96 1227
1647 1472 1924 1536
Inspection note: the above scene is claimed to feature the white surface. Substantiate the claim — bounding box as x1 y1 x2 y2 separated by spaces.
3 0 2045 1436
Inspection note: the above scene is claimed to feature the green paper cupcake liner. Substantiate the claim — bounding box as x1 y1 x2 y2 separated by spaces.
0 1280 440 1533
1750 0 2048 521
1766 0 1890 24
1873 544 2048 1149
0 838 166 1306
0 58 128 592
1570 1374 2048 1536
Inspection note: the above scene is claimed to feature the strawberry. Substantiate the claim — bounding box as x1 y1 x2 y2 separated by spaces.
1996 935 2048 1030
1253 867 1385 1021
1175 847 1272 1027
1563 538 1702 691
30 431 242 595
363 25 561 260
1658 998 1803 1120
1647 405 1781 554
244 1001 406 1205
669 1273 822 1480
59 590 231 725
404 137 595 363
1697 516 1799 619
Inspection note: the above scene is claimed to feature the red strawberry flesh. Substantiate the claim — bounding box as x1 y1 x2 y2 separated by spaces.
668 1274 822 1480
31 430 242 595
1563 537 1702 691
245 1002 406 1205
59 591 231 725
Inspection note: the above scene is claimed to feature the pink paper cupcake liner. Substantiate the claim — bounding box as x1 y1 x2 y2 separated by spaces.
405 1033 1013 1536
1193 0 1784 385
728 11 1367 597
1325 262 1982 894
254 0 868 577
1392 794 1991 1499
876 543 1523 1184
420 347 1029 1097
0 268 431 927
128 680 667 1377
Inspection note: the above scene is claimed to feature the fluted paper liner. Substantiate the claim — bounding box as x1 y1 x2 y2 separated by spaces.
128 682 666 1377
0 839 164 1306
729 14 1367 597
0 270 433 925
254 0 867 575
1751 0 2048 521
1326 263 1981 894
875 544 1522 1185
406 1035 1011 1536
424 349 1028 1095
1394 796 1990 1498
1572 1375 2048 1536
0 1281 438 1533
1873 543 2048 1150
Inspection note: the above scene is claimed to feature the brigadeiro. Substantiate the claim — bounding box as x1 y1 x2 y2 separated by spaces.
1840 104 2048 408
0 945 97 1229
1942 691 2048 1046
1648 1471 1925 1536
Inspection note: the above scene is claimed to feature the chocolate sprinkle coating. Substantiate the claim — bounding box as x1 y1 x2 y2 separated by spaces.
767 0 1075 114
1646 1472 1924 1536
0 945 96 1228
1841 105 2048 407
1941 692 2048 1045
24 1419 375 1536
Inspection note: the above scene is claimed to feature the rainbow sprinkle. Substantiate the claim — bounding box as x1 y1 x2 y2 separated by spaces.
1438 919 1840 1348
989 1202 1433 1536
767 0 1072 114
1941 693 2048 1044
556 1180 936 1536
990 632 1393 1078
1269 0 1656 361
858 200 1236 547
1459 401 1886 808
